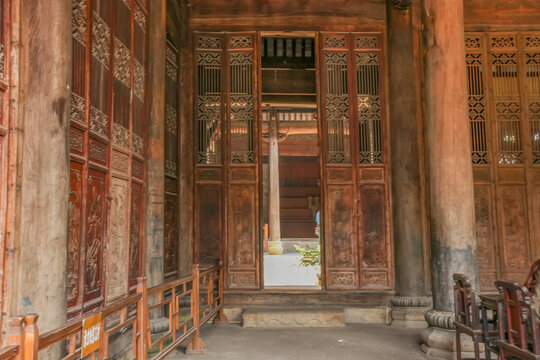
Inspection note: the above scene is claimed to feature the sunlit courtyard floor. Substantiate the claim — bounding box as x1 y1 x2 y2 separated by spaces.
166 324 425 360
264 253 321 287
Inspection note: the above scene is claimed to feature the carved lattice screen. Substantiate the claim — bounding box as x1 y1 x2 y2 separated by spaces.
465 32 539 290
68 0 148 316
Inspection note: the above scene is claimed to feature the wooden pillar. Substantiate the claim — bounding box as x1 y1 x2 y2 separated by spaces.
13 0 71 334
421 0 479 357
387 0 431 326
145 0 167 287
267 112 283 255
422 0 479 313
178 0 194 277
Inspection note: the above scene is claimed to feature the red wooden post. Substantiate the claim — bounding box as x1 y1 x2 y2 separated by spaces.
186 264 206 355
8 316 25 360
214 261 228 324
21 315 38 360
136 277 148 360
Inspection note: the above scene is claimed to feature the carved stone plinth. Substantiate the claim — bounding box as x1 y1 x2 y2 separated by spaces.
420 310 483 359
390 297 432 328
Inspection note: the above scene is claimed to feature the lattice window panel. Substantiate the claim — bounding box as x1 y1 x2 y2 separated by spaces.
465 43 488 165
491 49 524 165
324 51 351 164
197 45 222 165
229 52 254 164
356 52 383 165
526 52 540 164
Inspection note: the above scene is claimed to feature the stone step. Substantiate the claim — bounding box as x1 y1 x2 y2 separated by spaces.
242 307 345 328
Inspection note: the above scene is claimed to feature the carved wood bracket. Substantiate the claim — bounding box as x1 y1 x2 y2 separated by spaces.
392 0 411 10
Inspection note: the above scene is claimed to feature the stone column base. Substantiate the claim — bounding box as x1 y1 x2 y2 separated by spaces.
268 240 283 255
390 296 432 328
420 310 483 360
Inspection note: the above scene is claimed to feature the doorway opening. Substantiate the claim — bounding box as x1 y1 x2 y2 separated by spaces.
260 35 321 289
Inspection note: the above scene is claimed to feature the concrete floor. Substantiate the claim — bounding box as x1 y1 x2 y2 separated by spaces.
166 324 425 360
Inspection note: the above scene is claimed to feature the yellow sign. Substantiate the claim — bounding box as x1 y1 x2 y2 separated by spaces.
82 312 102 357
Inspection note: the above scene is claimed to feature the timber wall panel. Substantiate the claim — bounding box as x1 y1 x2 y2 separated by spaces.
68 0 148 317
464 0 540 30
188 0 386 31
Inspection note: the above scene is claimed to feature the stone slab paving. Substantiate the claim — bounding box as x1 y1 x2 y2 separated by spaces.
166 324 425 360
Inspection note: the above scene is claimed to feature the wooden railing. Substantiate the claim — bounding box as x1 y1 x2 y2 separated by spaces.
0 263 225 360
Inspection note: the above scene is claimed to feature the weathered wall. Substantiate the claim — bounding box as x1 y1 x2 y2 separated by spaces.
13 0 71 333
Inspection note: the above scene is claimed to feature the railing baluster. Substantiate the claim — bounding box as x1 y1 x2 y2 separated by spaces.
186 264 206 355
21 315 38 360
136 277 148 359
8 316 24 360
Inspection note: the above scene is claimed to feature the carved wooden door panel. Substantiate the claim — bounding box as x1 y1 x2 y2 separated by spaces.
465 33 540 290
194 32 260 289
164 39 180 280
194 33 225 270
225 33 259 290
69 0 148 317
319 32 392 290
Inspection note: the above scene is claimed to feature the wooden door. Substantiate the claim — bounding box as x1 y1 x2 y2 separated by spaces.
194 33 225 270
319 32 392 290
225 33 259 290
465 32 540 290
68 0 148 317
194 32 260 289
164 39 180 280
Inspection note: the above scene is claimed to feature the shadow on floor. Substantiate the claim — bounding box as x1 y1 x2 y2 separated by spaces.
167 324 425 360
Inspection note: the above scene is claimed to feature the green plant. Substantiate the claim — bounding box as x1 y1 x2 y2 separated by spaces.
294 245 321 268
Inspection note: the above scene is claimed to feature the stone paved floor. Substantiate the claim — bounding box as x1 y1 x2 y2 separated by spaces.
166 324 425 360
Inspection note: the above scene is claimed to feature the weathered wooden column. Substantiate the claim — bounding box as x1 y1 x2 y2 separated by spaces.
145 0 167 287
387 0 431 327
13 0 71 339
268 112 283 255
421 0 480 358
178 0 194 277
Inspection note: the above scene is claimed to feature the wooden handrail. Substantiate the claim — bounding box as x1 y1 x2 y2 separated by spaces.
0 346 19 360
147 274 195 296
0 264 226 360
